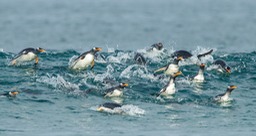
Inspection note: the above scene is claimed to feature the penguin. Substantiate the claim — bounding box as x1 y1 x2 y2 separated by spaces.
0 91 19 98
104 83 128 97
10 47 46 65
97 102 122 112
213 59 231 73
171 49 213 60
69 47 102 70
149 42 164 51
193 63 205 82
214 85 237 102
171 50 193 59
154 56 183 76
134 53 147 65
157 71 182 96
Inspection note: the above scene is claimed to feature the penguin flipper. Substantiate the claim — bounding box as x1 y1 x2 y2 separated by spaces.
154 67 167 73
197 49 213 59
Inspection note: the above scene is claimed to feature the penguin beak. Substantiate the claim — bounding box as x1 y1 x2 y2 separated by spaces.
177 56 183 60
123 83 129 87
226 69 231 73
230 85 237 89
95 47 102 52
200 63 205 67
12 91 19 95
39 49 46 52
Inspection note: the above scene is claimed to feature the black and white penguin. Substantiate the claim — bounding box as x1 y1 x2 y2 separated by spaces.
134 53 147 65
104 83 128 97
158 71 182 96
97 102 122 113
147 42 164 52
193 63 205 82
213 59 231 73
69 47 102 70
214 85 237 102
171 49 213 60
154 56 183 76
10 47 45 65
0 91 19 97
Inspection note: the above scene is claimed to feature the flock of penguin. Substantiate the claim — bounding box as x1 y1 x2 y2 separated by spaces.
0 43 237 114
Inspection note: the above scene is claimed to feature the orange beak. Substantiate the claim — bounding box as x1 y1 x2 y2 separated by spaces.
95 47 102 52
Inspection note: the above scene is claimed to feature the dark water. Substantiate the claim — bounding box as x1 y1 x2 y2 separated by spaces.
0 0 256 136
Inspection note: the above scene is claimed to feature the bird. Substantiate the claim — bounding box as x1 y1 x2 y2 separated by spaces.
147 42 164 52
171 49 213 60
0 91 19 98
10 47 46 65
69 47 102 70
213 59 231 73
103 83 128 97
214 85 237 102
157 71 182 96
97 102 122 113
154 56 183 76
134 53 147 65
193 63 205 82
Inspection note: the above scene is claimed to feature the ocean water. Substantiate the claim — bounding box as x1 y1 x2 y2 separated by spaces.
0 0 256 136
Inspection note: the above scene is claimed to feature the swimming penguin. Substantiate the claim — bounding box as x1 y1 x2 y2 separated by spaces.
104 83 128 97
10 47 46 65
0 91 19 98
149 42 164 51
157 71 182 96
69 47 102 70
134 53 147 65
171 49 213 60
154 56 183 76
213 59 231 73
97 102 123 113
193 63 205 82
214 85 237 102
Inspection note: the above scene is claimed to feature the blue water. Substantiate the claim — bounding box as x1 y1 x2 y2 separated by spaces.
1 0 256 136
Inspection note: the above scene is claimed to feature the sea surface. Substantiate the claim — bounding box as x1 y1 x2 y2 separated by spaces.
0 0 256 136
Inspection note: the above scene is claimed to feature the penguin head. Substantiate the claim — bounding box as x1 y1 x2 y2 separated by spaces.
119 83 129 88
36 47 46 53
225 66 231 73
152 43 163 50
9 91 19 96
199 63 205 69
92 47 102 52
227 85 237 92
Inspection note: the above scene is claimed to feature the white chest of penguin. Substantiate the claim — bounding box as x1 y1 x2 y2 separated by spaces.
109 89 123 97
165 64 179 74
193 74 204 82
165 83 176 94
74 54 94 69
18 52 37 62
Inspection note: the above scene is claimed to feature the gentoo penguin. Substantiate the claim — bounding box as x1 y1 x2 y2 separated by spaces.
154 56 183 76
147 42 164 52
0 91 19 98
193 63 205 82
213 59 231 73
97 102 122 113
69 47 102 70
157 71 182 96
104 83 128 97
134 53 147 65
214 85 237 102
10 47 45 65
171 49 213 60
